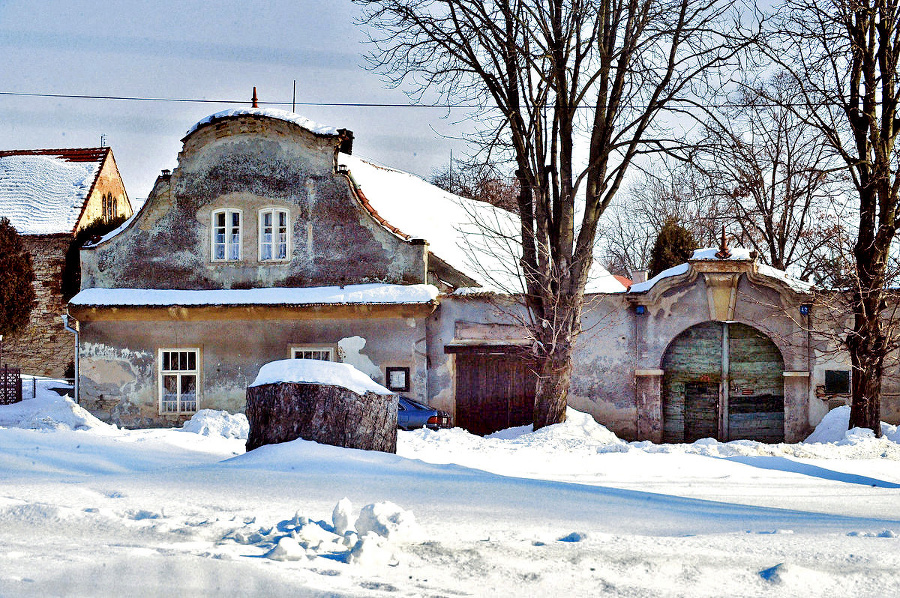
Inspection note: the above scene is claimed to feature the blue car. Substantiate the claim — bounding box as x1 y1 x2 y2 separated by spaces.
397 397 452 430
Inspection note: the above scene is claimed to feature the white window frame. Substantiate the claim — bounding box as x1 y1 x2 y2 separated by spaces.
289 345 335 361
158 348 200 415
211 208 243 262
258 208 290 262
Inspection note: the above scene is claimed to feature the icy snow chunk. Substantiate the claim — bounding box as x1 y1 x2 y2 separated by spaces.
333 498 354 535
759 563 820 586
355 502 420 541
264 536 309 561
250 359 393 396
293 520 342 550
181 409 249 439
348 532 395 567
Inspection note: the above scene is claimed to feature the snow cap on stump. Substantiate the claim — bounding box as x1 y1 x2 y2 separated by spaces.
245 359 398 453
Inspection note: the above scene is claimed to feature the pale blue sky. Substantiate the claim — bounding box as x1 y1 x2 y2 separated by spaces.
0 0 471 201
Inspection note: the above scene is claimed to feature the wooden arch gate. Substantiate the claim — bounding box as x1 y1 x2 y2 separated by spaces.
661 321 785 443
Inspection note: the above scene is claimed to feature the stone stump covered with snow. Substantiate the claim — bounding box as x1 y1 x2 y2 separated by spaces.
245 359 398 453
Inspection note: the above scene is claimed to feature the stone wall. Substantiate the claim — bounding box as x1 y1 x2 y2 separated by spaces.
2 235 73 376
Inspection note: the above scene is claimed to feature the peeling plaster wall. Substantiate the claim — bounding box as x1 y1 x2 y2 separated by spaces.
430 269 844 442
78 314 428 428
80 115 425 291
569 296 635 438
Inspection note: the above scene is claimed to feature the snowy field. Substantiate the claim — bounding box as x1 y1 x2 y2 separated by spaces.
1 392 899 597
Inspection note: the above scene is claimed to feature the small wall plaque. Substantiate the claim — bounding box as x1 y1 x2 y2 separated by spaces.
385 366 410 392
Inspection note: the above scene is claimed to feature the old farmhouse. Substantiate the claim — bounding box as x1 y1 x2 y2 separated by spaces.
68 107 884 442
0 147 132 376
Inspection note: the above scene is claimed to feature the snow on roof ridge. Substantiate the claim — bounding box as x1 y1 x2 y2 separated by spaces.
185 107 340 138
70 284 440 307
0 147 108 161
690 247 753 261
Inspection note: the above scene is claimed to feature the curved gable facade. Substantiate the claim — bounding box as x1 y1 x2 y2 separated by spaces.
81 111 426 291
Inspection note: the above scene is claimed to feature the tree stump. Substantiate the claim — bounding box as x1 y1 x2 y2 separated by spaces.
245 382 398 453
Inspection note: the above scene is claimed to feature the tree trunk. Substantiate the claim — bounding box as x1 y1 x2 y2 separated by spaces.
847 306 884 436
532 343 575 430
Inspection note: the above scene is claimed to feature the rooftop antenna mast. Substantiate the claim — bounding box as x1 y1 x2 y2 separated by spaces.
100 133 106 148
292 80 296 112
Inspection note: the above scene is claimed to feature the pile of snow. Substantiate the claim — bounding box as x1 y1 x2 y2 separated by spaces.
227 498 419 567
804 405 900 444
181 409 249 439
0 393 109 431
250 359 393 395
186 107 339 137
400 406 900 486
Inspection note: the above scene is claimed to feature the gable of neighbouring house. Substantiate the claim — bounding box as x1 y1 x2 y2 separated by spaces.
0 148 132 376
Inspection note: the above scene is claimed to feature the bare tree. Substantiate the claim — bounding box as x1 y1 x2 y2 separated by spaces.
430 160 520 213
601 158 724 275
356 0 744 428
760 0 900 434
696 71 846 281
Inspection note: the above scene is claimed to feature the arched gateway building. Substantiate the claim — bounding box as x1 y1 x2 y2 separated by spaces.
68 107 886 442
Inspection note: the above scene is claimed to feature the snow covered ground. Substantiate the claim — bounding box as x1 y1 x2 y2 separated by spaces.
1 392 898 597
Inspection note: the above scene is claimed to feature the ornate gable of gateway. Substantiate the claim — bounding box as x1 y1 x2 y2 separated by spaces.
628 247 814 322
80 107 428 291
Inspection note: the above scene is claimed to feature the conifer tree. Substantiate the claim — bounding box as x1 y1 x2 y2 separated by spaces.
0 217 36 336
647 219 698 278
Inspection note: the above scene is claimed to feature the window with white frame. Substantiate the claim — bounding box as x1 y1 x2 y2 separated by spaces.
211 209 242 261
259 208 289 261
159 349 199 414
290 346 334 361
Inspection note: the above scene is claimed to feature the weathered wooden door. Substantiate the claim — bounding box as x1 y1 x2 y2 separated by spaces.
662 321 784 443
454 352 537 436
727 323 785 442
683 382 719 442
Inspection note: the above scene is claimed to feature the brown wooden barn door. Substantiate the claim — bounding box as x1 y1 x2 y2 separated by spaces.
453 351 537 436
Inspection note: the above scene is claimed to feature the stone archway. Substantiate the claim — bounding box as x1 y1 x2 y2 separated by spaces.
661 321 785 443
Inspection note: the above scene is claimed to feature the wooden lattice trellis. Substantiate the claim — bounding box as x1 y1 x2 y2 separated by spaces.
0 365 22 405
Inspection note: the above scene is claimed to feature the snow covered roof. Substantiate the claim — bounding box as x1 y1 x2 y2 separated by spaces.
628 247 814 294
69 283 439 307
185 108 340 138
250 359 393 395
0 148 107 235
341 154 626 294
